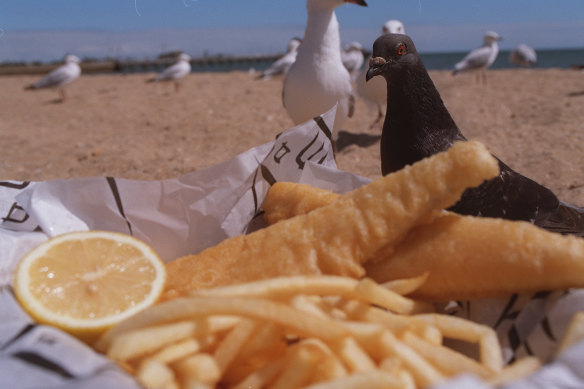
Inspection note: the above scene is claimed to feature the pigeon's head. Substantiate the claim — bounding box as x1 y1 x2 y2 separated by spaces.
366 33 419 82
307 0 367 11
382 19 405 35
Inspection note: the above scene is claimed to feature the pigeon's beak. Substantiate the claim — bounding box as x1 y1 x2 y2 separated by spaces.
345 0 367 6
366 57 388 81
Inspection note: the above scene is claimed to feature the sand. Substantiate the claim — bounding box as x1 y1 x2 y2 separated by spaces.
1 68 583 206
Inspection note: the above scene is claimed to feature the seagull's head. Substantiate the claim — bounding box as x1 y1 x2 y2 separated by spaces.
307 0 367 11
484 31 502 45
64 54 81 64
287 37 303 52
382 19 405 35
178 53 192 62
366 33 419 82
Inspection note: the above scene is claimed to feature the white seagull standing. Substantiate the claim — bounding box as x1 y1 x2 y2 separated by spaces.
341 41 366 81
453 31 502 83
25 54 81 102
258 37 302 80
356 19 405 128
283 0 367 145
147 53 192 92
509 44 537 67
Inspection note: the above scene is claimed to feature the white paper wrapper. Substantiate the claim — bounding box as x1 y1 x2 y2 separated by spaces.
1 106 583 388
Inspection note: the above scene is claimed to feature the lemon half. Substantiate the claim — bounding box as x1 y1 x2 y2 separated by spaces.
14 230 167 342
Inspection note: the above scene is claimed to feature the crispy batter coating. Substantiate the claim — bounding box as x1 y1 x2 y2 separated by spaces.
163 141 498 299
262 182 339 225
365 212 584 301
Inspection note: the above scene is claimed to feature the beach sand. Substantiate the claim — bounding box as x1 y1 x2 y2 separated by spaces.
1 68 583 205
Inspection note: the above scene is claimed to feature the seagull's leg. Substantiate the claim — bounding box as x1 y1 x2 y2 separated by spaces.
174 81 180 93
59 88 66 102
369 104 384 129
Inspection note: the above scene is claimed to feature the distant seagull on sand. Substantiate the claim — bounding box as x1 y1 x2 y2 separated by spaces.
258 37 302 80
509 44 537 67
367 33 584 235
24 54 81 102
283 0 367 146
147 53 192 92
453 31 502 83
356 19 405 128
342 41 366 80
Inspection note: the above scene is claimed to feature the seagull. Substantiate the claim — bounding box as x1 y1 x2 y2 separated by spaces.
366 33 584 236
24 54 81 102
258 37 302 80
283 0 367 146
147 53 192 92
355 19 405 128
341 41 366 81
453 31 502 83
509 44 537 67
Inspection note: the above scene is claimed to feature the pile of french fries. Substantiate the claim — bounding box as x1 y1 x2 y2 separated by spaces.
92 140 584 388
95 275 549 389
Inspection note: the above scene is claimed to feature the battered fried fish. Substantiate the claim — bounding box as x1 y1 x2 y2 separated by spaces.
163 141 498 299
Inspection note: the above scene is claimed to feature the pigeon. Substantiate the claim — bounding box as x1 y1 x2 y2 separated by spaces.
24 54 81 102
509 44 537 67
283 0 367 144
342 41 366 80
147 53 192 92
258 37 302 80
366 33 584 236
356 19 405 128
453 31 502 83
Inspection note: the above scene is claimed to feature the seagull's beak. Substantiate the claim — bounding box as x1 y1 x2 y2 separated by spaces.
345 0 367 6
366 57 388 81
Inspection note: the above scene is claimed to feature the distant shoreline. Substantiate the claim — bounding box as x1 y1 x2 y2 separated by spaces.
1 48 582 76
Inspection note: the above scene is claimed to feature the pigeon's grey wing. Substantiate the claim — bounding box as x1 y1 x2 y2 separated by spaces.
455 46 492 71
33 66 72 88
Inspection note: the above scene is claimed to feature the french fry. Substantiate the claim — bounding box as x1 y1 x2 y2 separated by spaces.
97 296 349 351
366 212 584 301
108 321 196 361
172 353 221 387
213 319 257 374
302 370 404 389
137 358 177 389
190 275 361 300
333 336 377 373
271 342 325 389
232 359 285 389
401 331 493 378
355 277 433 315
379 330 445 387
415 313 503 373
151 336 215 364
164 140 499 298
556 310 584 356
380 272 429 295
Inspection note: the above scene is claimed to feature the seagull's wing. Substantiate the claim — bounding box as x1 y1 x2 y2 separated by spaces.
33 64 75 89
455 46 492 72
156 61 190 81
262 52 297 78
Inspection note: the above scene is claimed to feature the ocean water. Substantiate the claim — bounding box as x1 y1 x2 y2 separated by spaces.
191 48 583 74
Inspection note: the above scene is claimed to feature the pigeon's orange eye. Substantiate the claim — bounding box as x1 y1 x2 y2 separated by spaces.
397 44 406 56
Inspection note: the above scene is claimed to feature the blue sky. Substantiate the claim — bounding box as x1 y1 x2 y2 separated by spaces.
1 0 583 62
